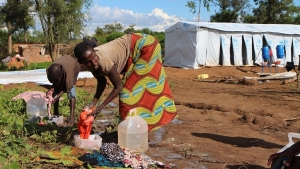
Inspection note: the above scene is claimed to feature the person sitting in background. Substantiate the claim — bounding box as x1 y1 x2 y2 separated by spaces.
14 54 29 63
1 54 28 64
268 141 300 169
46 55 81 125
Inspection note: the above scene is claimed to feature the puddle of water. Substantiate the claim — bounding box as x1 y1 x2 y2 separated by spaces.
94 119 113 123
149 127 166 144
101 110 113 115
93 119 113 126
171 118 183 124
147 149 173 157
107 102 118 107
165 153 183 161
195 152 209 157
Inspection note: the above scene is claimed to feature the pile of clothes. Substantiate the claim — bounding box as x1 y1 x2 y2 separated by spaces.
78 142 174 169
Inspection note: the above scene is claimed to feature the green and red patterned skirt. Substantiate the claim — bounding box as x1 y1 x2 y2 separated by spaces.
119 33 177 131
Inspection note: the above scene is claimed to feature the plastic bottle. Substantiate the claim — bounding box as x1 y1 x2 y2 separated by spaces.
26 94 47 121
118 108 148 154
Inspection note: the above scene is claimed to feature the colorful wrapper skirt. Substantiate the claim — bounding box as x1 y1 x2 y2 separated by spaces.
119 33 178 131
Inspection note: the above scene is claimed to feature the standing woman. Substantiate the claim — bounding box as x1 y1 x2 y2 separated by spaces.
74 33 177 131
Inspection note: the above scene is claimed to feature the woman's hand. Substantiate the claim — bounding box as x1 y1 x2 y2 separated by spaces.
87 106 103 118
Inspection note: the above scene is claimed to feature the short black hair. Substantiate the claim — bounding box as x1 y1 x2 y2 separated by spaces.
46 63 63 83
83 37 98 48
74 42 93 63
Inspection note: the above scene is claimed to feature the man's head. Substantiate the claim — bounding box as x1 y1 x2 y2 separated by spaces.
46 63 65 88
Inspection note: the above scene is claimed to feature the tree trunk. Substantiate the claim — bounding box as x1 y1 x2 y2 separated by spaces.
198 0 201 22
8 34 12 55
56 43 60 58
7 22 12 55
24 30 28 43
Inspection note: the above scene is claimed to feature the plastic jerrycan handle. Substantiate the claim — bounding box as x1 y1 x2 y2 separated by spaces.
288 132 300 144
30 94 43 99
129 108 137 116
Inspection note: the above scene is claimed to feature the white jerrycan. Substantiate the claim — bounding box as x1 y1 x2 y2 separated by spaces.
26 94 47 121
118 108 148 154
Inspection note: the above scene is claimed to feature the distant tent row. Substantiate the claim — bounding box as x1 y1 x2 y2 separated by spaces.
164 21 300 69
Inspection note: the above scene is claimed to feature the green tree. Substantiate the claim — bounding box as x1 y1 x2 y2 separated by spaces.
210 10 238 22
106 32 125 42
95 26 106 36
34 0 92 61
136 28 153 35
209 0 250 22
103 22 124 34
124 24 136 34
294 14 300 25
186 0 211 21
13 30 46 44
246 0 299 24
0 0 34 55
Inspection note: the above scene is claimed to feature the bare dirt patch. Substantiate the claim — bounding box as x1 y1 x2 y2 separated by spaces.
3 65 300 169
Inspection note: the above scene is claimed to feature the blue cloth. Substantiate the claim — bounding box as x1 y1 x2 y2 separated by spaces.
67 85 76 98
78 152 124 167
53 85 76 99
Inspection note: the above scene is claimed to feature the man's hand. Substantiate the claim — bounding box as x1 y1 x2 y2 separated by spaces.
52 91 64 104
46 88 54 97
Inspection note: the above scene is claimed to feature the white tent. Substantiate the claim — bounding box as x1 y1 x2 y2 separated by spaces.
164 21 300 69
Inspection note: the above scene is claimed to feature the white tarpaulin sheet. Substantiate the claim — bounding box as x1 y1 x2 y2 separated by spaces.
0 69 94 85
164 24 198 68
243 34 253 65
284 36 293 62
221 34 231 66
206 31 220 66
196 30 208 66
232 34 243 66
293 37 300 65
253 34 263 65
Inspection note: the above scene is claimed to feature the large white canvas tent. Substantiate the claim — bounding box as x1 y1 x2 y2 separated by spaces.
164 21 300 69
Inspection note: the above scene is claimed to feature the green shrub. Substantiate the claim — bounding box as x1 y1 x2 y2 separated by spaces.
0 62 8 70
106 32 125 42
95 36 107 45
0 87 32 168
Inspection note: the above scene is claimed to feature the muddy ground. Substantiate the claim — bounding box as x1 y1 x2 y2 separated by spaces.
3 65 300 169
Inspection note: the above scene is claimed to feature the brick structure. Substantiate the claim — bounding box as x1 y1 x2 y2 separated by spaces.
13 44 71 63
